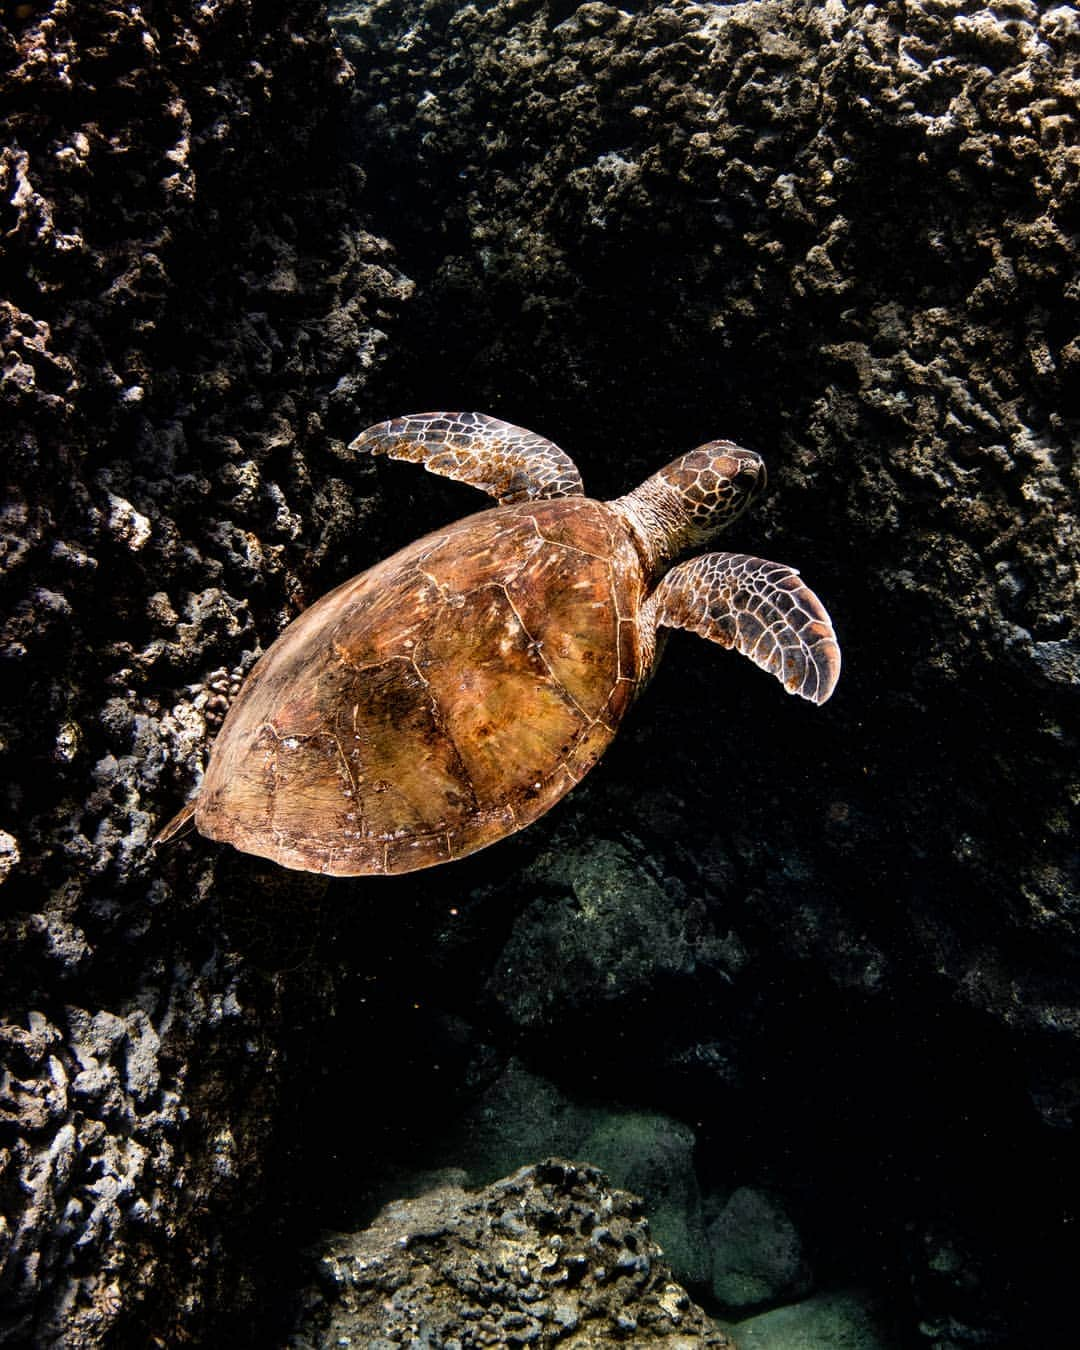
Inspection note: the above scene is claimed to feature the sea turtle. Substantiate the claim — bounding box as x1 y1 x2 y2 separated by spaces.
157 413 840 875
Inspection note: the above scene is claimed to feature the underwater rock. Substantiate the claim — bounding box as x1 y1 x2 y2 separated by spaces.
488 836 744 1030
706 1187 814 1313
429 1058 711 1291
0 0 406 1343
578 1112 710 1291
729 1287 899 1350
442 1057 603 1184
291 1159 733 1349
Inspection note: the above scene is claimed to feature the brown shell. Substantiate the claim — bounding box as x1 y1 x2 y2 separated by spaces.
194 498 647 875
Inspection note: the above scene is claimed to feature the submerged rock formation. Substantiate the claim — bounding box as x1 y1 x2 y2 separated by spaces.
0 1 406 1343
2 0 1077 1345
292 1159 733 1348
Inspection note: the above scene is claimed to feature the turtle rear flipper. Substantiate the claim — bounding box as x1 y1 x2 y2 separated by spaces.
350 411 585 504
647 551 841 704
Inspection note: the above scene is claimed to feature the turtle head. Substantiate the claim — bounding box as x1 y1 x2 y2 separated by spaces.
613 441 767 575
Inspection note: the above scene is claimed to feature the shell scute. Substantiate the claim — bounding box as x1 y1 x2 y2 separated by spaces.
415 511 543 592
195 499 645 874
385 830 452 873
257 731 353 840
531 498 619 560
616 617 640 683
334 657 474 841
504 545 619 719
416 581 586 804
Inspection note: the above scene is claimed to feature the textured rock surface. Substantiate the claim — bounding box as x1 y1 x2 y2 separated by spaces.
707 1186 813 1313
487 838 741 1030
291 1159 734 1348
0 2 406 1343
729 1287 897 1350
393 1058 712 1292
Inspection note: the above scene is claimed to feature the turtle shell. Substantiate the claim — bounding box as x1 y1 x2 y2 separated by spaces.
194 497 647 875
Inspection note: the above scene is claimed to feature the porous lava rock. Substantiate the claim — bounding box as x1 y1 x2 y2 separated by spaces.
291 1159 734 1349
1 2 407 1343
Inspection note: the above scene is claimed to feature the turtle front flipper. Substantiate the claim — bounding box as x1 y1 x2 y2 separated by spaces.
647 551 841 704
350 412 585 504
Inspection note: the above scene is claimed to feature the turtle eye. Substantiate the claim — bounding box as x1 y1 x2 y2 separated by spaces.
730 453 765 495
717 454 764 494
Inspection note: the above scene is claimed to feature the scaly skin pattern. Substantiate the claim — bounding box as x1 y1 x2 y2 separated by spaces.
161 413 840 875
610 440 766 577
351 411 585 503
194 498 647 874
645 552 841 704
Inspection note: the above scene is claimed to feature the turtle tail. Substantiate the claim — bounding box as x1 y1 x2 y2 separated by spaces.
153 797 198 847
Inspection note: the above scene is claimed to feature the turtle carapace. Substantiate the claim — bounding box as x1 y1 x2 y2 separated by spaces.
156 413 841 875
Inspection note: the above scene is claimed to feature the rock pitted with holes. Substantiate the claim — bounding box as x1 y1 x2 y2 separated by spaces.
158 413 840 874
